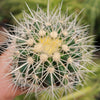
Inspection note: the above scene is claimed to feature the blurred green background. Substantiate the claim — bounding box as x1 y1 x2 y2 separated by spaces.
0 0 100 100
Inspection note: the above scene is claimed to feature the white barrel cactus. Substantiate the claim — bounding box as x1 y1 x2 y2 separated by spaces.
0 1 97 100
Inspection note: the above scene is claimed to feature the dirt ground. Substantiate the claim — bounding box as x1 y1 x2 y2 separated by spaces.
0 26 7 44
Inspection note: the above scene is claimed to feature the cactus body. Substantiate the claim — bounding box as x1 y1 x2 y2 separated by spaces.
1 2 96 100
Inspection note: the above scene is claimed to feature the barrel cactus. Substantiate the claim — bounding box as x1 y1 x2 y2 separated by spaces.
1 1 96 100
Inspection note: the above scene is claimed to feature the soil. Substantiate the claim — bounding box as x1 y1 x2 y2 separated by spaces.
0 26 7 44
0 26 8 55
